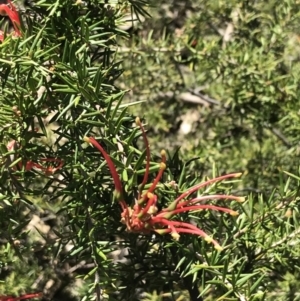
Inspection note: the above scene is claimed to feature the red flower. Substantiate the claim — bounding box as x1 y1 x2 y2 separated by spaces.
84 118 244 250
24 158 64 175
0 0 21 42
0 292 42 301
6 140 63 175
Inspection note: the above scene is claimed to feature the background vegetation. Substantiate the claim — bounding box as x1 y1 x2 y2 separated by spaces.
1 0 300 300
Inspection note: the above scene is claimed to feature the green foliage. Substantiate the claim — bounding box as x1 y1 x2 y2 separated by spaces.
0 0 300 300
120 0 300 188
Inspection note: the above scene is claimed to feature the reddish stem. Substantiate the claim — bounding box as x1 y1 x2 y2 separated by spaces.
85 137 127 210
173 173 242 205
152 217 205 233
138 192 157 218
175 194 244 209
157 204 237 218
0 293 42 301
168 228 220 247
86 137 122 193
136 117 150 199
152 218 221 248
145 151 166 195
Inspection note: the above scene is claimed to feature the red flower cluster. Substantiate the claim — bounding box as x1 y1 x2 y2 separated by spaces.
6 140 63 175
84 118 243 250
0 293 42 301
0 0 21 42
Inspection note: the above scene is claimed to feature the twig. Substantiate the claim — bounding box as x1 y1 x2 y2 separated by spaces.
267 124 292 147
271 227 300 249
188 88 221 106
186 88 292 147
67 261 96 274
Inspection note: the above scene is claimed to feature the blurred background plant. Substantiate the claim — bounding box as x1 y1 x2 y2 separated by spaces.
0 0 300 300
